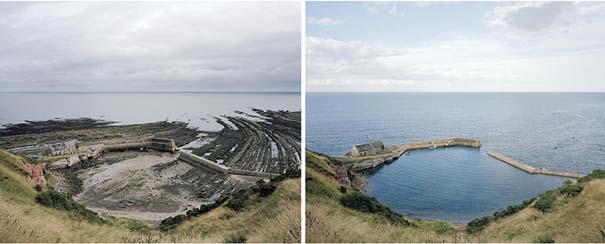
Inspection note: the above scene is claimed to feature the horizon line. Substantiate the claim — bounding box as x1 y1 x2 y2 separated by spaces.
0 91 301 94
306 91 605 93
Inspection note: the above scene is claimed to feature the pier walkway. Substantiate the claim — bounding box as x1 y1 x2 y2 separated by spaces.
178 150 279 179
487 151 585 179
390 138 481 157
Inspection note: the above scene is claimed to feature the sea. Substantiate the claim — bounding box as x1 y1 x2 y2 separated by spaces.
307 92 605 222
0 92 300 131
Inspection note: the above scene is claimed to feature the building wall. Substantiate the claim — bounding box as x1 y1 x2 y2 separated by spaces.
353 146 382 157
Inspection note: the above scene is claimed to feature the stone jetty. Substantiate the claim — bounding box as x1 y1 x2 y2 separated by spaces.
348 138 481 171
178 150 279 179
389 138 481 157
487 151 585 179
101 137 177 154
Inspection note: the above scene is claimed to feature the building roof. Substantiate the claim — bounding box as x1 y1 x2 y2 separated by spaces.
354 141 384 152
64 140 78 148
47 140 78 152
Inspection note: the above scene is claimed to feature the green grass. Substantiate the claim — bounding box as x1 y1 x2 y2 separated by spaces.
306 166 342 199
558 180 583 196
35 189 104 223
535 235 556 243
466 197 537 233
578 169 605 183
429 221 457 234
305 151 337 176
223 231 247 243
0 150 32 178
533 191 556 213
339 191 411 226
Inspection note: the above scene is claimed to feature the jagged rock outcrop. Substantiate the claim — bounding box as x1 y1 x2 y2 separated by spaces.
25 163 46 186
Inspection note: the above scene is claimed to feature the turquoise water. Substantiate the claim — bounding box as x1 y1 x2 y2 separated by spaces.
307 92 605 222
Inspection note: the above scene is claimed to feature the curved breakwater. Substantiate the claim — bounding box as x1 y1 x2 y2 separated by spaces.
348 138 584 180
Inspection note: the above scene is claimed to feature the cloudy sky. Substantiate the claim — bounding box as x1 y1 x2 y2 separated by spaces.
0 2 300 92
307 2 605 92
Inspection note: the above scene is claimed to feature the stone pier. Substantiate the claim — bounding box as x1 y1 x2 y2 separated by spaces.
178 150 279 179
349 138 481 171
487 151 585 179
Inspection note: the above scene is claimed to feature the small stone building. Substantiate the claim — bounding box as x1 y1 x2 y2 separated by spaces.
45 140 78 156
350 141 384 157
150 138 177 153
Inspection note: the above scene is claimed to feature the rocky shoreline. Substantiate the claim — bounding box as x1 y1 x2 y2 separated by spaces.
0 108 301 222
192 110 301 174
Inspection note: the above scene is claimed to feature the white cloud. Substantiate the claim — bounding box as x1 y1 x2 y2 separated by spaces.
307 37 403 62
389 5 398 15
307 17 346 26
0 2 301 92
367 6 378 15
365 3 402 16
306 32 605 92
486 2 566 32
411 2 433 8
486 2 605 33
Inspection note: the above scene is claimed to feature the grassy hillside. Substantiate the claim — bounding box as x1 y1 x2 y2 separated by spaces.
306 150 605 243
475 178 605 242
0 149 300 243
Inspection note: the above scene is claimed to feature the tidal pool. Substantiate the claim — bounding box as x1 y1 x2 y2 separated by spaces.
365 147 569 222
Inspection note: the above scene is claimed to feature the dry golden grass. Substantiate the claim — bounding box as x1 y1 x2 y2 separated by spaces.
167 179 301 243
306 197 472 243
0 149 301 243
0 198 163 242
0 178 301 243
476 179 605 243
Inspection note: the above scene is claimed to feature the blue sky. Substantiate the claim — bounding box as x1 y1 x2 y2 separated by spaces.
308 2 493 45
306 2 605 92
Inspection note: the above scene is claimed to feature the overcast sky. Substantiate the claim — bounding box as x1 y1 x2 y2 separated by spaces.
307 2 605 92
0 2 300 92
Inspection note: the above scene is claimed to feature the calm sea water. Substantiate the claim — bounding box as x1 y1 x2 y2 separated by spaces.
0 92 300 131
307 92 605 222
